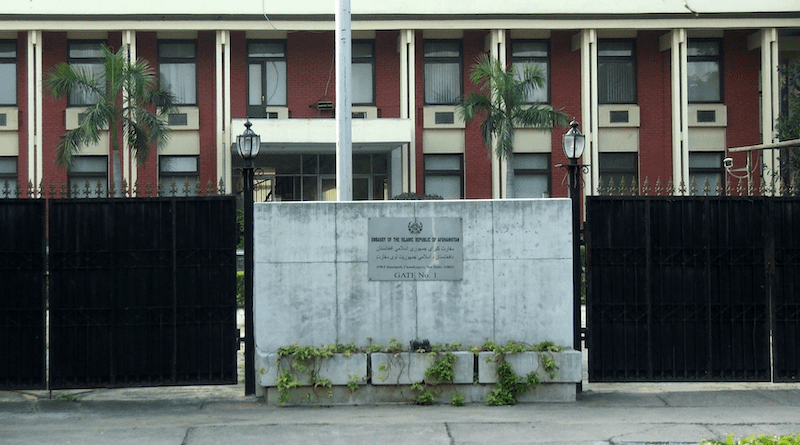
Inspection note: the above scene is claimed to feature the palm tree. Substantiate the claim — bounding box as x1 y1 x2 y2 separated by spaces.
458 54 569 197
45 44 176 195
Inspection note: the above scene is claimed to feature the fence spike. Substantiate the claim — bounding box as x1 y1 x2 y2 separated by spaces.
108 179 116 197
206 179 215 196
121 179 128 197
736 178 745 197
642 177 651 196
193 179 202 196
715 178 723 196
37 181 44 199
630 176 639 196
702 178 710 196
619 176 627 196
218 178 226 195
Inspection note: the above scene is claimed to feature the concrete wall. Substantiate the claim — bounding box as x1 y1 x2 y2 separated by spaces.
253 199 573 355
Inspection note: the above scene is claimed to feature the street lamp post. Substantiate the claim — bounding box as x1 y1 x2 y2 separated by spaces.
237 119 260 396
562 120 585 390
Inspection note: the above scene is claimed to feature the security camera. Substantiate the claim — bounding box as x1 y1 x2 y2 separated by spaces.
723 157 733 169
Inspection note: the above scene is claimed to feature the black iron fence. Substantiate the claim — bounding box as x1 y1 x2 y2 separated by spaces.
0 200 47 389
586 196 800 382
1 178 227 199
0 193 238 390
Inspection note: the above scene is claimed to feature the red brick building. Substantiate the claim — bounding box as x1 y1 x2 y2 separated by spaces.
0 2 797 200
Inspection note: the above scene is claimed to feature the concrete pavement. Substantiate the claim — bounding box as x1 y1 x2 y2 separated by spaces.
2 381 799 445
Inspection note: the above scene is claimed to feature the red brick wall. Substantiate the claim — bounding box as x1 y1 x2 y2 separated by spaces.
463 30 492 199
375 31 401 119
723 30 760 184
41 32 68 190
638 30 673 184
230 31 247 119
287 32 335 119
135 32 159 188
197 31 218 185
549 31 582 199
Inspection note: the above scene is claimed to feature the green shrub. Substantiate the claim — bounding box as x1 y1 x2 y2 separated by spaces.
702 434 800 445
236 271 244 308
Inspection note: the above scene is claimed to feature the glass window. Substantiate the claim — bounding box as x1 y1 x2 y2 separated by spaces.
598 152 638 191
688 40 722 103
0 156 17 197
248 41 287 116
159 41 197 105
424 41 461 105
159 155 199 195
598 40 636 104
68 41 104 106
352 41 374 105
513 153 550 198
424 154 463 199
68 156 107 197
0 41 16 107
689 152 723 194
265 153 387 201
511 40 549 104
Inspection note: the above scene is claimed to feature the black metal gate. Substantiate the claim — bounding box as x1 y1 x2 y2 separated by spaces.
587 197 800 382
48 197 238 389
0 200 47 389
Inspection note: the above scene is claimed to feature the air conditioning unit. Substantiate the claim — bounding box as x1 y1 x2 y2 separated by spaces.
316 100 334 110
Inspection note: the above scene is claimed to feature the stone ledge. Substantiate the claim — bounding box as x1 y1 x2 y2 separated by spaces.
371 351 474 385
256 352 368 387
478 350 581 384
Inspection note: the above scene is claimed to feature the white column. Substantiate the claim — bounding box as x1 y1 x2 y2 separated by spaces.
760 28 780 193
335 0 353 201
28 30 43 193
217 30 232 194
670 29 689 195
580 29 598 196
488 29 505 199
399 30 416 194
123 30 136 192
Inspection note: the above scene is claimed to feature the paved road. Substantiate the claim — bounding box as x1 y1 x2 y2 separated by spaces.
2 383 799 445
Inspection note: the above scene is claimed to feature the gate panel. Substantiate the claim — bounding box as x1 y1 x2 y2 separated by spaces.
0 200 46 389
49 198 236 389
587 197 771 382
772 200 800 382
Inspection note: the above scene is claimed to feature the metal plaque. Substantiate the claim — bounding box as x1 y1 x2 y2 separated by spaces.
368 217 463 281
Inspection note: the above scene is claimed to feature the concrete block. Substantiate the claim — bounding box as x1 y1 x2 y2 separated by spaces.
371 351 474 385
336 262 417 346
478 351 581 384
416 260 494 346
491 199 571 260
371 352 432 385
492 258 573 346
254 202 336 263
257 352 368 387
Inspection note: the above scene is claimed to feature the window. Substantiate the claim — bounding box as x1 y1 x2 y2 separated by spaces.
424 41 461 105
352 41 374 105
0 41 16 107
159 41 197 105
598 153 638 191
68 156 107 198
689 152 723 195
160 155 199 195
68 41 104 106
512 154 550 198
247 41 286 116
266 153 388 201
511 40 549 103
688 40 722 103
353 153 387 200
0 156 17 197
598 40 636 104
424 154 463 199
